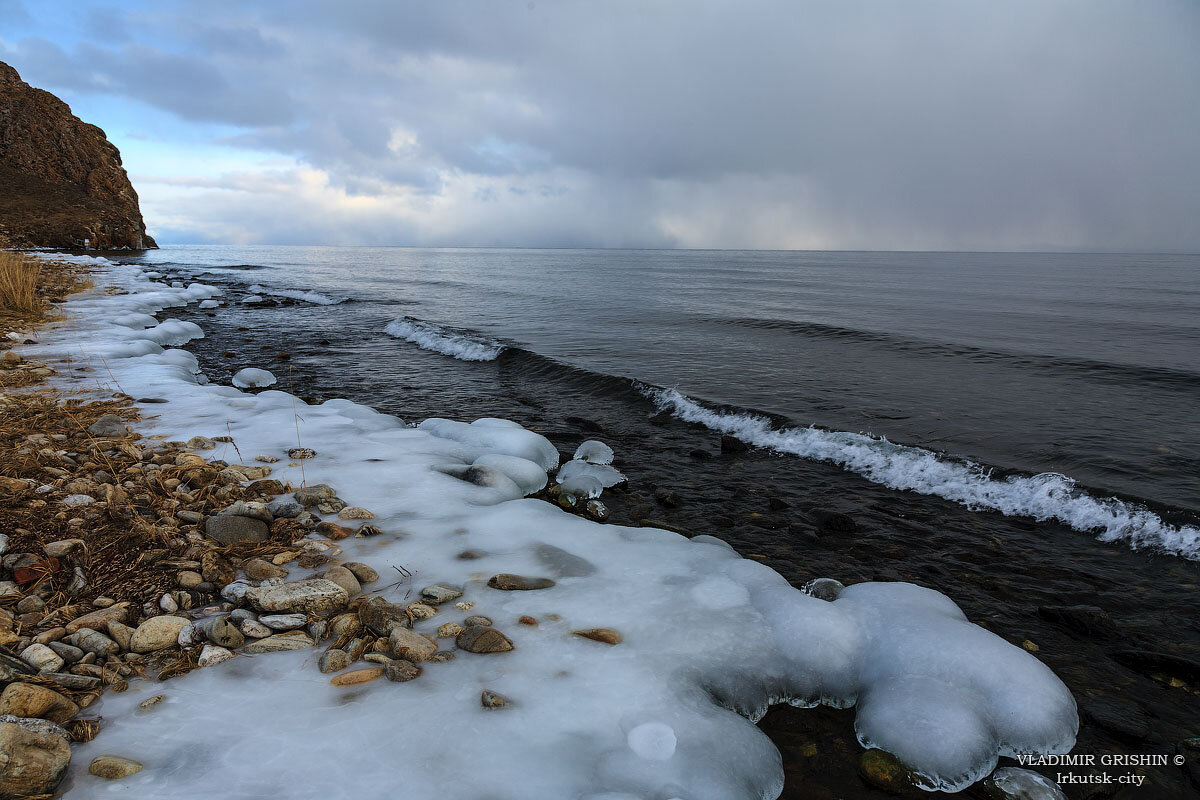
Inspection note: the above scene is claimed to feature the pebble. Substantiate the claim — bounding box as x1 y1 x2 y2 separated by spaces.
420 583 463 605
66 628 119 656
463 615 493 628
92 596 116 608
138 695 166 710
487 574 556 591
267 499 303 519
388 629 438 662
241 631 315 654
187 436 216 450
481 689 511 709
197 644 235 667
43 538 85 558
159 593 179 613
88 755 144 780
383 660 421 682
341 562 379 584
130 616 191 653
106 621 134 651
177 570 203 589
0 682 79 723
205 617 245 649
20 643 64 673
46 642 84 664
319 650 350 673
330 667 383 686
62 494 95 507
259 613 307 631
801 577 845 602
405 602 437 621
292 484 336 507
573 628 623 645
66 603 130 634
239 619 273 638
243 558 288 581
456 626 515 654
337 506 375 520
437 622 465 638
287 447 317 459
323 566 361 597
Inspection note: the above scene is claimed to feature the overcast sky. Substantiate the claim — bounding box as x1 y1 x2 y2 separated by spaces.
2 0 1198 250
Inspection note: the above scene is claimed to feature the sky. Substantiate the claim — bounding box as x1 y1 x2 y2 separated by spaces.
1 0 1198 250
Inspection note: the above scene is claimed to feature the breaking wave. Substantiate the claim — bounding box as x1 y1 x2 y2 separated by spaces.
642 386 1200 559
248 284 347 305
384 317 504 361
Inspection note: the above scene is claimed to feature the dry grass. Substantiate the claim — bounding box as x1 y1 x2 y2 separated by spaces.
0 249 44 315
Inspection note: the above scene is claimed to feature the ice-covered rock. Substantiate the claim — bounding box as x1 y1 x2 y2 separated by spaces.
232 368 277 389
574 439 615 465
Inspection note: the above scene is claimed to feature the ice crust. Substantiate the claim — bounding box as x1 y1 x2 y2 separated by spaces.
22 259 1078 799
385 316 504 361
645 386 1200 560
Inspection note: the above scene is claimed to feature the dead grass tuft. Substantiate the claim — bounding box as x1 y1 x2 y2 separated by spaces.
0 249 44 315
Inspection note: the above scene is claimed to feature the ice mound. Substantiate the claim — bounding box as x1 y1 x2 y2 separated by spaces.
419 417 559 470
198 299 220 309
574 439 615 465
557 459 626 499
248 283 347 305
385 316 504 361
139 318 204 346
232 368 277 388
645 386 1200 560
19 259 1078 799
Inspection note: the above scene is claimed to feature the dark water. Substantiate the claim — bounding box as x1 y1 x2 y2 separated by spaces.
121 246 1200 798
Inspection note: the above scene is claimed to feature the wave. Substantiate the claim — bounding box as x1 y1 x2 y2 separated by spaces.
642 386 1200 560
384 317 504 361
248 284 347 305
717 317 1200 391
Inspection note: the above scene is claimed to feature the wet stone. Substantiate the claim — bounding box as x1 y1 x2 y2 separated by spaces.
456 626 514 654
487 574 556 591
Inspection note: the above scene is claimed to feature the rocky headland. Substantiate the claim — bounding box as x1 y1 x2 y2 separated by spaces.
0 61 156 251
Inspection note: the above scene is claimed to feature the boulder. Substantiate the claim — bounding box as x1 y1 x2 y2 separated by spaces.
0 719 71 797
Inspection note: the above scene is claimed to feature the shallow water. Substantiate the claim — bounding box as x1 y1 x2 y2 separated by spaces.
123 246 1200 797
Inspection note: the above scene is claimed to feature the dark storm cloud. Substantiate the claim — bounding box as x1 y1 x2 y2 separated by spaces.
5 0 1199 248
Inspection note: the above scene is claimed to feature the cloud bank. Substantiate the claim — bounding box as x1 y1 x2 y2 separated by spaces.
2 0 1199 249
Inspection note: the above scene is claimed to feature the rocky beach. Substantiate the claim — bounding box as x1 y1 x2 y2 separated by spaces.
0 252 1098 799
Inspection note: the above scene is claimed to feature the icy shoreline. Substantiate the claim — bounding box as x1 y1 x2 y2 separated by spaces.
22 256 1077 799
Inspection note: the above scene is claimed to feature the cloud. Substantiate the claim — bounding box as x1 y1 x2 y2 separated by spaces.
5 0 1200 248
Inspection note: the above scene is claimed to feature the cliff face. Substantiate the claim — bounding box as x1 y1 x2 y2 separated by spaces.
0 60 156 249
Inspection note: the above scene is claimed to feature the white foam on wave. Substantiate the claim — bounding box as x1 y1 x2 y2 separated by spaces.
644 386 1200 560
248 283 347 305
385 317 503 361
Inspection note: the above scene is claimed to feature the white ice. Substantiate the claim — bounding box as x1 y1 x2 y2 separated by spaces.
232 368 277 388
18 260 1079 799
248 283 347 305
574 439 615 465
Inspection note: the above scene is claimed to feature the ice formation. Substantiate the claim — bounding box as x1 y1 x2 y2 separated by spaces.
232 368 277 388
18 256 1078 799
644 386 1200 560
385 317 504 361
574 439 615 465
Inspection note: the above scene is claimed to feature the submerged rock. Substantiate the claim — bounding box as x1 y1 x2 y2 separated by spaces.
384 660 421 682
858 748 913 793
980 767 1067 800
89 755 144 780
456 626 514 654
487 574 555 591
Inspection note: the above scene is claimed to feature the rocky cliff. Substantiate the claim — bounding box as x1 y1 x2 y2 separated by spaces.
0 60 156 250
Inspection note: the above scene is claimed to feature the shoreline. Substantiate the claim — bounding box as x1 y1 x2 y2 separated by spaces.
0 252 1153 800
